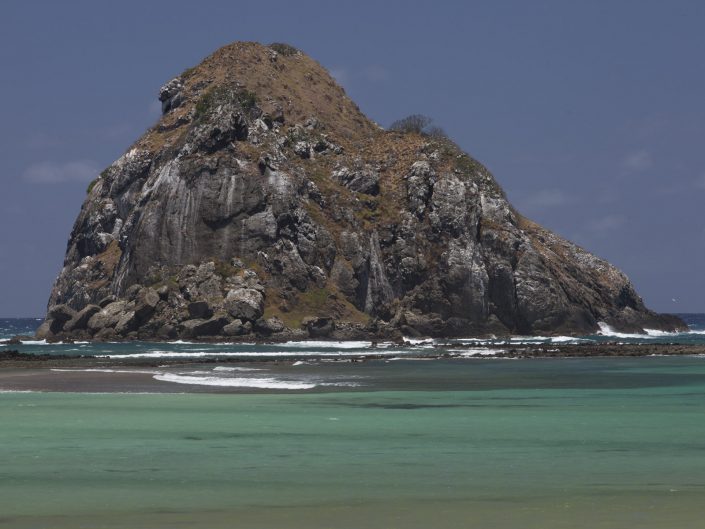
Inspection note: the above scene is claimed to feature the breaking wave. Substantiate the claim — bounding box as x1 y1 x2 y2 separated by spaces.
282 340 373 349
152 373 317 389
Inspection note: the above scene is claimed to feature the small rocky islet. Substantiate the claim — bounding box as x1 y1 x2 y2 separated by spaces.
37 41 685 343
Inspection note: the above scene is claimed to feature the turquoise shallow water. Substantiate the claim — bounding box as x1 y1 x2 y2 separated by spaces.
1 357 705 528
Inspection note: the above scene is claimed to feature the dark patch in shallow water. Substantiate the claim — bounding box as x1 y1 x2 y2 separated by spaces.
353 402 543 410
358 403 466 410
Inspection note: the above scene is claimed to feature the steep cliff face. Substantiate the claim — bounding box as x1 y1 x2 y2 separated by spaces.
38 42 685 341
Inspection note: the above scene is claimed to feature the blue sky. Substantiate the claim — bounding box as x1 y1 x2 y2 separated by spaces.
1 0 704 316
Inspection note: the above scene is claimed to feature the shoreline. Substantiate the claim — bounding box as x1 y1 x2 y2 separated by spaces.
2 343 705 369
1 343 704 394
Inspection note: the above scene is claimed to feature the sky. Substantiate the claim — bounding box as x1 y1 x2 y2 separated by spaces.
0 0 704 317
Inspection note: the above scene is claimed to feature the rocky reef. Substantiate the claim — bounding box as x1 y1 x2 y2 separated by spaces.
38 41 686 342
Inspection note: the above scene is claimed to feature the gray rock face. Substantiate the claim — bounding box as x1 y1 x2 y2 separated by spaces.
331 166 379 195
189 104 248 152
159 77 184 114
38 41 685 341
405 161 435 218
363 233 394 316
188 300 213 320
293 141 311 158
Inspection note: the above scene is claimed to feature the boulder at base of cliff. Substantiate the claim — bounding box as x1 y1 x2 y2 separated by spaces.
45 305 77 334
35 321 54 340
224 288 264 322
64 305 101 332
254 317 285 336
181 314 230 338
223 319 252 336
303 316 335 338
115 311 139 335
87 301 130 332
135 288 160 322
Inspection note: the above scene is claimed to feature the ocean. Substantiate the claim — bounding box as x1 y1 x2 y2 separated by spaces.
1 315 705 528
2 314 705 367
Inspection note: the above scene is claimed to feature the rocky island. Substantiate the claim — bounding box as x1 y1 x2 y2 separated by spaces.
36 41 685 342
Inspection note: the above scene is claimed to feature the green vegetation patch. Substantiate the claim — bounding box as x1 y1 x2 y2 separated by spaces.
194 86 258 119
269 43 299 56
213 258 238 279
265 285 368 329
180 65 197 79
389 114 447 138
87 166 113 194
86 178 98 194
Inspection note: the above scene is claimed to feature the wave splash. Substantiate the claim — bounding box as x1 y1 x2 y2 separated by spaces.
153 373 316 389
49 365 354 391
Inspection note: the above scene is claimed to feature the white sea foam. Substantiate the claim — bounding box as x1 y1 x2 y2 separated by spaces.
50 368 159 375
458 348 504 357
387 356 435 361
153 373 316 389
408 343 436 349
508 336 557 343
283 340 372 349
101 349 415 359
403 337 433 345
597 322 667 339
548 336 591 343
319 381 363 387
448 334 596 345
643 328 673 337
17 339 90 346
99 351 257 359
50 367 321 390
212 366 264 372
210 342 257 346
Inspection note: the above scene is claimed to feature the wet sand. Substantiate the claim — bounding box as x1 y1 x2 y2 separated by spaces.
0 368 183 393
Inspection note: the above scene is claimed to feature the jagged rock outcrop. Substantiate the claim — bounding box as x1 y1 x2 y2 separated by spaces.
38 41 686 341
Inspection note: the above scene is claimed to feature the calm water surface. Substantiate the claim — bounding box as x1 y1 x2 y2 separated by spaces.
1 356 705 528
